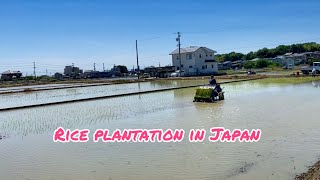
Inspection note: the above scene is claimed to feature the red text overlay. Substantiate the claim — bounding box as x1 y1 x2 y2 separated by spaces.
53 127 261 143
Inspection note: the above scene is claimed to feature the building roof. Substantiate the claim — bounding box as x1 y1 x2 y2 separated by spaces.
288 53 306 57
169 46 217 55
249 58 261 62
1 70 22 75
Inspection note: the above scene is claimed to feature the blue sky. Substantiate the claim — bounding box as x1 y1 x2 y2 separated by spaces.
1 0 320 75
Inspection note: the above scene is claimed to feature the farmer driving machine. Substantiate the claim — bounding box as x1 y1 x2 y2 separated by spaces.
193 84 224 102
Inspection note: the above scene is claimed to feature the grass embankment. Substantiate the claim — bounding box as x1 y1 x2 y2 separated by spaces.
219 66 302 76
0 75 256 89
255 76 320 84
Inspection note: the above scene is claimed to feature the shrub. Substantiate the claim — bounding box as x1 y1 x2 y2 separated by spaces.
268 62 280 68
244 61 255 69
309 58 320 66
25 76 35 80
255 59 269 68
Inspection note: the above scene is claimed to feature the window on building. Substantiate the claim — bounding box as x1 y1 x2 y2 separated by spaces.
189 66 193 68
176 56 179 60
206 54 208 57
187 54 192 59
177 67 180 70
205 65 207 69
210 54 212 57
181 64 184 68
212 65 214 68
202 66 205 69
199 54 202 58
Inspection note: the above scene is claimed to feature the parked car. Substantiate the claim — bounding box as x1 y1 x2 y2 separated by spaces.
246 70 256 75
170 70 185 77
141 73 150 78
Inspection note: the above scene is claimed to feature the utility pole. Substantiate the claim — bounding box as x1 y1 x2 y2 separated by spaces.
136 40 140 79
46 69 48 76
176 32 181 77
94 63 96 71
103 63 105 71
33 61 36 79
71 63 75 78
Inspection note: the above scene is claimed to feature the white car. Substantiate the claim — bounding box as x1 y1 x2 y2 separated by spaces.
170 70 185 77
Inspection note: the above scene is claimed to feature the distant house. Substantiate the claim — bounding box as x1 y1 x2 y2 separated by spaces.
1 70 22 81
300 52 320 61
272 56 295 67
231 60 244 69
218 61 232 70
144 66 175 78
169 46 218 76
64 66 82 77
81 70 113 79
284 53 307 65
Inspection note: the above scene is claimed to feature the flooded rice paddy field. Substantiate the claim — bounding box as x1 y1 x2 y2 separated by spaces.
0 79 209 109
0 80 320 180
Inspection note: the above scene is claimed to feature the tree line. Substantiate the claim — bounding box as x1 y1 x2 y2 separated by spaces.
216 42 320 62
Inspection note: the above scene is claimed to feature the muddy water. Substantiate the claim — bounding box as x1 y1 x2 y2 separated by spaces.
0 79 208 109
0 80 319 180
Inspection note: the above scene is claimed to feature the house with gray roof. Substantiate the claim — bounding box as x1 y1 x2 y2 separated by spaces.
285 53 307 65
169 46 218 76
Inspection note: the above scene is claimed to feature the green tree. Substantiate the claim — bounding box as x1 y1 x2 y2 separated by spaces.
256 48 270 58
255 59 269 68
308 58 320 66
216 42 320 62
244 61 255 69
274 45 290 55
115 65 128 73
244 51 256 60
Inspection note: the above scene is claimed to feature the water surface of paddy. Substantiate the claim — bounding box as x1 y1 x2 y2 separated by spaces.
0 80 319 180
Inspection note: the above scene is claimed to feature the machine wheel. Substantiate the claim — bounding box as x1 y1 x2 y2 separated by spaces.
302 70 309 75
218 93 224 101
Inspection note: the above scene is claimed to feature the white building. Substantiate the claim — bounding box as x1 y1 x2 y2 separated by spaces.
169 46 218 76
